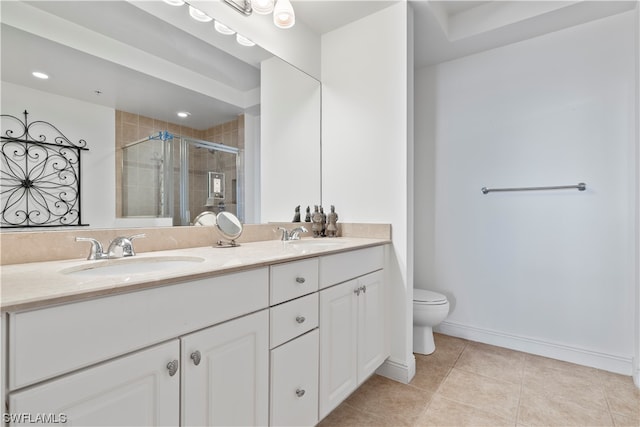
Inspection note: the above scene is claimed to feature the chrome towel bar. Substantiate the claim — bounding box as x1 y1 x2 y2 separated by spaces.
481 183 586 194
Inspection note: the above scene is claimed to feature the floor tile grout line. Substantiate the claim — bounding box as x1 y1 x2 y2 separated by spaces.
514 352 527 427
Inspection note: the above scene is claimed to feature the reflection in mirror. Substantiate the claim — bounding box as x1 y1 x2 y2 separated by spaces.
0 0 321 229
192 211 217 226
215 211 243 247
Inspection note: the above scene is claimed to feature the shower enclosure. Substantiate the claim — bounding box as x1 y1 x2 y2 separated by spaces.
121 132 241 225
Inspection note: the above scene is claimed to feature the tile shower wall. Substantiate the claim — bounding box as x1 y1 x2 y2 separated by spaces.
186 116 244 224
115 111 243 223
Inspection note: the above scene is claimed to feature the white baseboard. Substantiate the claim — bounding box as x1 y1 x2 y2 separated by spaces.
634 363 640 388
376 356 416 384
435 320 634 376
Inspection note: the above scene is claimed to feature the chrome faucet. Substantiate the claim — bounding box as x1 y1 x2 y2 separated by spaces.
76 234 146 260
107 234 146 258
276 226 308 241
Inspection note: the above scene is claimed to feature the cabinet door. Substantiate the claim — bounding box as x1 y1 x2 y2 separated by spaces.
319 279 358 420
270 329 319 427
181 310 269 426
357 270 387 384
8 340 180 426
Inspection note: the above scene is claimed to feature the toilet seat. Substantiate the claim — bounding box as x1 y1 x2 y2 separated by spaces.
413 289 447 305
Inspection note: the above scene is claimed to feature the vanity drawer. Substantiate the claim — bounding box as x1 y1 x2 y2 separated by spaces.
270 329 319 427
8 268 269 390
319 246 384 289
270 258 319 305
270 293 318 349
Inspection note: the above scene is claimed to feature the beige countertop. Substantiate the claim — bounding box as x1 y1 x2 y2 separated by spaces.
0 237 389 312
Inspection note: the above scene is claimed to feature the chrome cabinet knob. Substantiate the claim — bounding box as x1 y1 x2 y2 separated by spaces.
295 388 306 398
361 285 367 293
295 315 306 324
353 287 361 296
167 360 179 377
295 277 306 284
191 350 201 366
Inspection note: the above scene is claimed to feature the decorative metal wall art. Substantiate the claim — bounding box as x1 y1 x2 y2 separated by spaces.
0 110 89 228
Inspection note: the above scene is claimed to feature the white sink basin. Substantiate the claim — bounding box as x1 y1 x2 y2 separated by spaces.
61 256 205 276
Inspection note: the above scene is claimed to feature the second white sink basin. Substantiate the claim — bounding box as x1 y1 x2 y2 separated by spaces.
61 256 205 277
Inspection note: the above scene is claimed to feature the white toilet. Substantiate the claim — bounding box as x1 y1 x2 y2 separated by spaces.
413 289 450 355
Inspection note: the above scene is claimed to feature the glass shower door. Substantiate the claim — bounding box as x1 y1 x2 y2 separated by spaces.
178 138 242 225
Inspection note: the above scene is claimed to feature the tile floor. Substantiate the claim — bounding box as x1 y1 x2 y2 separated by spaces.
318 334 640 427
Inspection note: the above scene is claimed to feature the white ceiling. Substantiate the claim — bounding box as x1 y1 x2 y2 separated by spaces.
291 0 637 69
292 0 399 34
2 0 637 132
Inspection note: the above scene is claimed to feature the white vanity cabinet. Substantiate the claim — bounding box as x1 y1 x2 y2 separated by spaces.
269 258 320 427
181 310 269 426
8 340 180 426
2 242 389 427
318 246 387 420
5 268 269 427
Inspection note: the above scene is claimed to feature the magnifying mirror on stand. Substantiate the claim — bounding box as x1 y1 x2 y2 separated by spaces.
193 211 243 247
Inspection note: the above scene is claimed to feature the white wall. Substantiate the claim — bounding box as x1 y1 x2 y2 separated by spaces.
1 82 116 229
416 11 637 374
261 56 321 222
322 2 415 382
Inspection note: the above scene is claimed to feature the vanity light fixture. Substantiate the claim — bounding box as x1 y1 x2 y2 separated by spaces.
188 5 213 22
214 21 236 35
250 0 274 15
177 111 191 118
236 34 255 47
32 71 49 80
272 0 295 29
223 0 295 29
162 1 263 47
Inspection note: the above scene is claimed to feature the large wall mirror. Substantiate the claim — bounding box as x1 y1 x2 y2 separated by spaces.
0 0 321 229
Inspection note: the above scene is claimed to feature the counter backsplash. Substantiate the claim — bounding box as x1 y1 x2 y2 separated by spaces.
0 223 391 265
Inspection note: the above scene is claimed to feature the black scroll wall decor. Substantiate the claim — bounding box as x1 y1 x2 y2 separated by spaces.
0 110 89 228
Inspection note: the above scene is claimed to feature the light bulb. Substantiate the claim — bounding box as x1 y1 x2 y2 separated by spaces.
273 0 295 29
251 0 274 15
32 71 49 79
214 21 235 35
189 6 212 22
236 34 255 47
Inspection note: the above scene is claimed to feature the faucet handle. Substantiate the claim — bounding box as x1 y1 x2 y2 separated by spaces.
126 234 146 256
275 227 289 241
75 237 105 260
123 233 147 256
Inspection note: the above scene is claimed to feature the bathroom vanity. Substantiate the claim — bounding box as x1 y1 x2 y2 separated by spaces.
0 238 389 426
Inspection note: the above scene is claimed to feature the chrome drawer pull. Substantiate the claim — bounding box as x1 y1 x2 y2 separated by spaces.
295 315 306 324
295 277 306 284
295 388 306 398
167 360 179 377
191 350 201 366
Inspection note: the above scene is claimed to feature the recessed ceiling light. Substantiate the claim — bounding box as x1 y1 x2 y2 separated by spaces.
32 71 49 80
163 0 185 5
177 111 191 118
